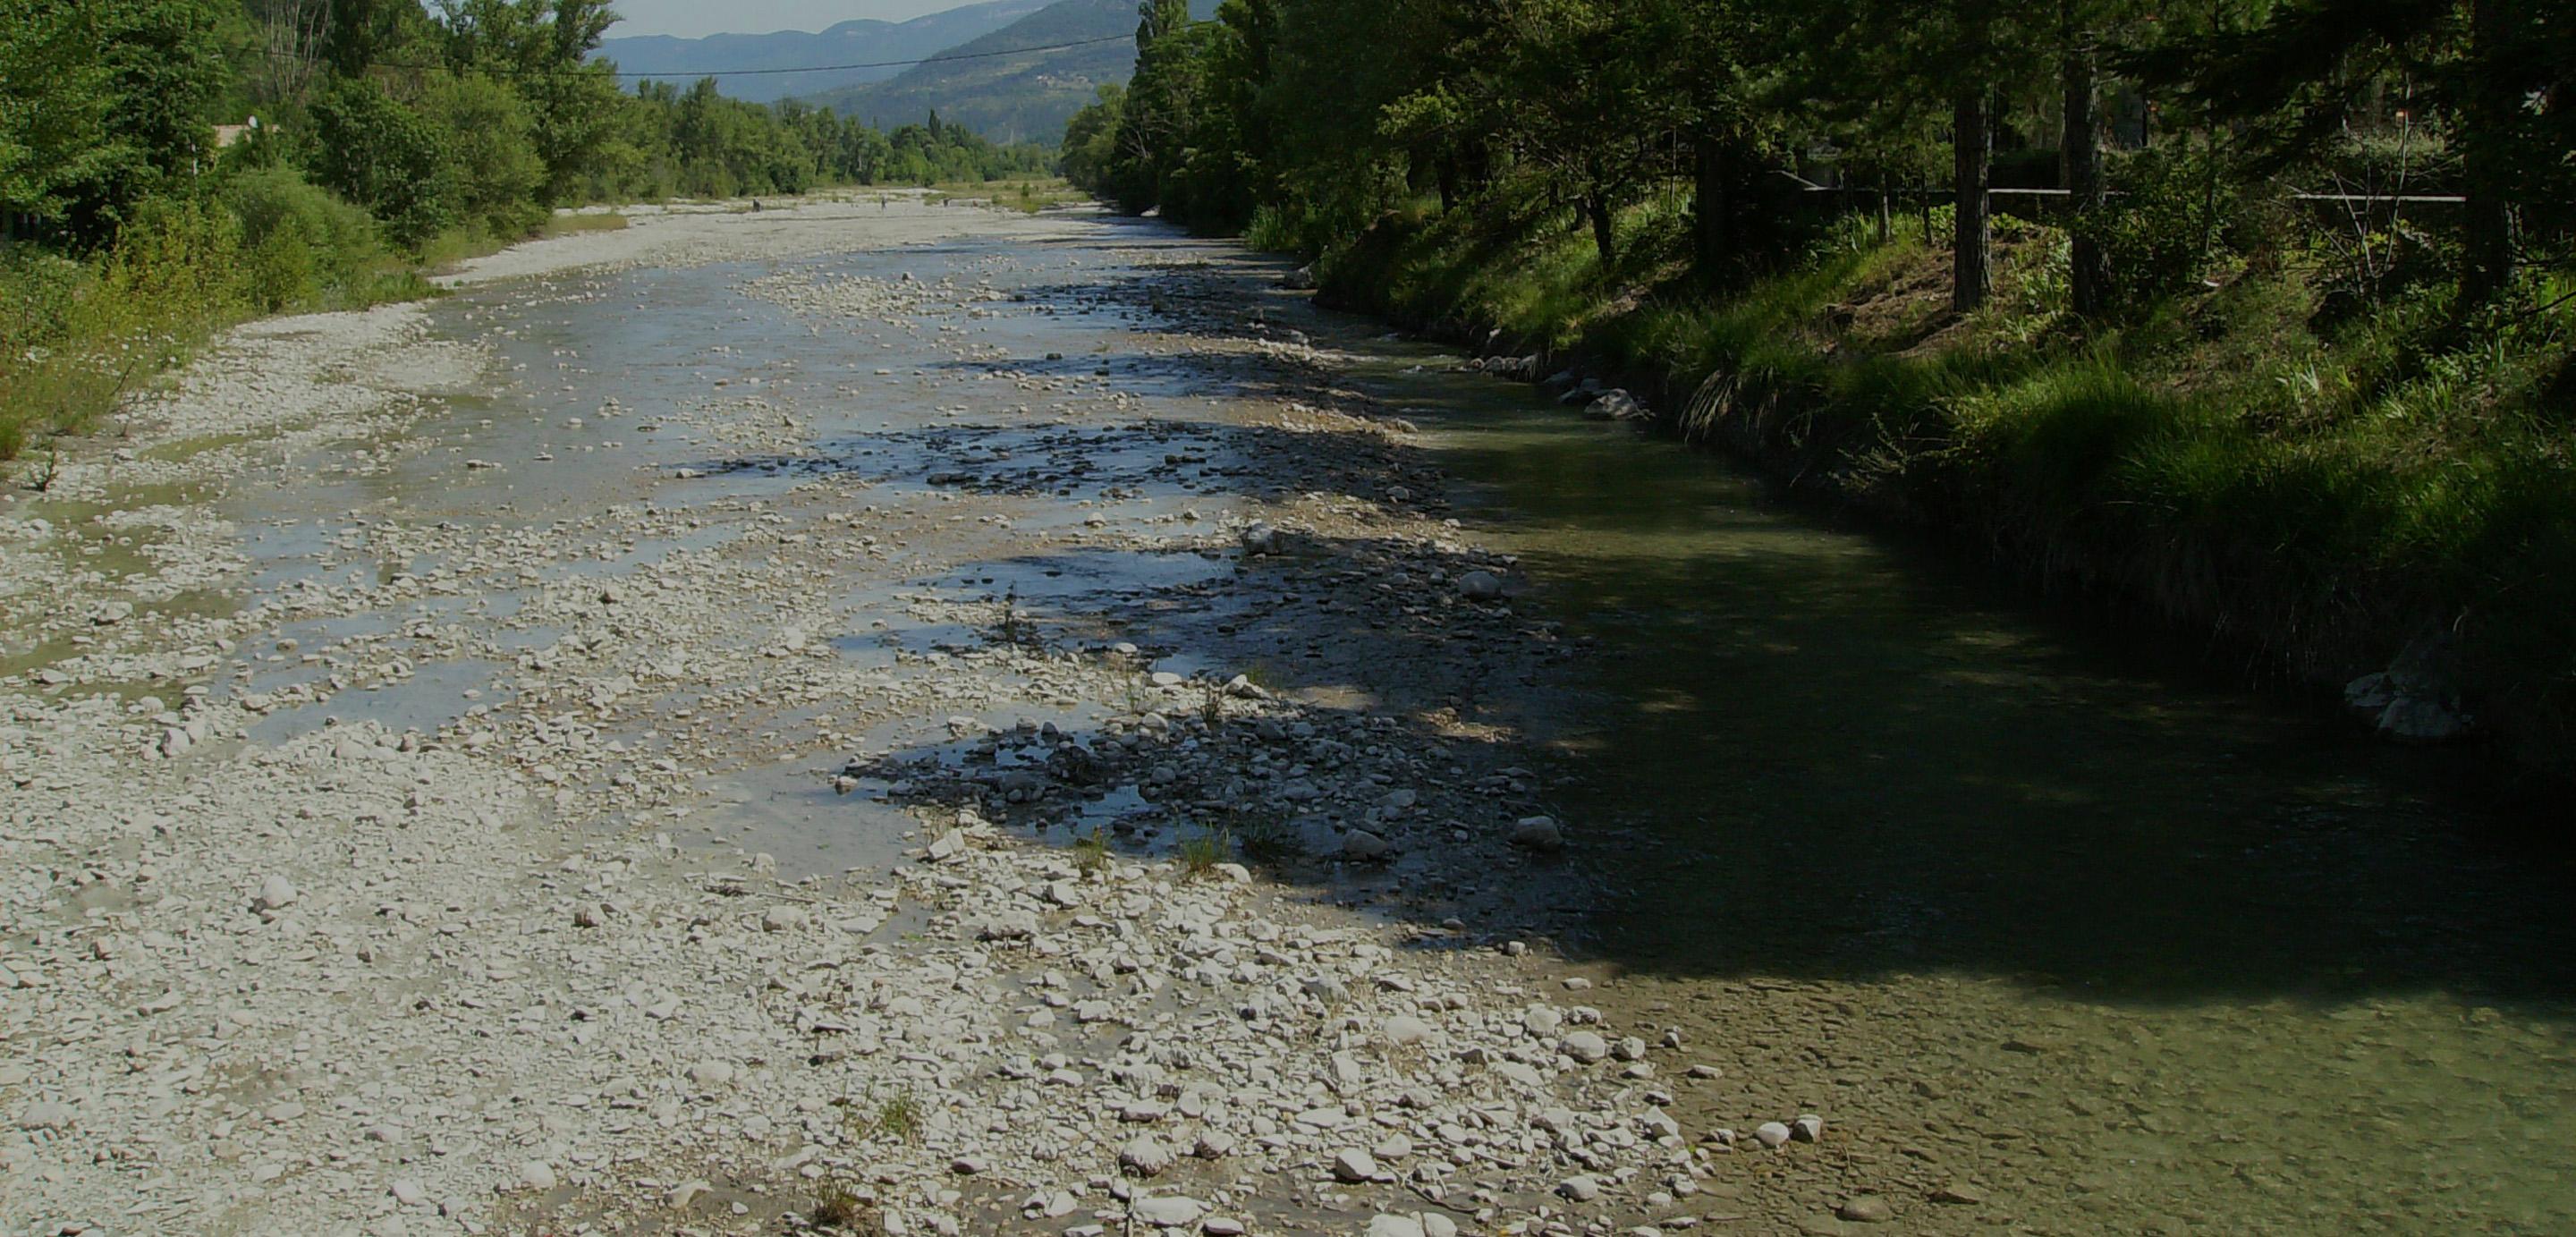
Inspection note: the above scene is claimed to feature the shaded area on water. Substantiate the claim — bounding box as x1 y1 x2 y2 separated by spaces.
1326 323 2576 1232
1350 348 2576 1008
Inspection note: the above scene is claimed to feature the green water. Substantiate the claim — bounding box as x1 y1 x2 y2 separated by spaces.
1354 347 2576 1233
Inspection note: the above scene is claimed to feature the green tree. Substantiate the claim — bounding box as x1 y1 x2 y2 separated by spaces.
303 75 450 245
0 0 114 227
419 72 546 235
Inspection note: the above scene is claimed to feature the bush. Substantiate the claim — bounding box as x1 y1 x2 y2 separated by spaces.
303 78 451 248
219 166 387 309
419 73 547 239
2094 145 2241 309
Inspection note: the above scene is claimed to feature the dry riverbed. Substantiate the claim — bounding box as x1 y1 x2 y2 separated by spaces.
0 199 1878 1236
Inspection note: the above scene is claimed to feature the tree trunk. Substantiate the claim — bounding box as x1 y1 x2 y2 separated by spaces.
1952 84 1993 313
1692 137 1729 276
1877 181 1892 246
2062 4 2109 316
2459 0 2518 301
1586 187 1617 267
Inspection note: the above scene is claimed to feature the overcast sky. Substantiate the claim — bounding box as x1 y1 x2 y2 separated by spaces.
608 0 962 38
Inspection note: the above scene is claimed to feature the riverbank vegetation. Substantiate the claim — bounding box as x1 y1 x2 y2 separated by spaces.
0 0 1050 462
1065 0 2576 767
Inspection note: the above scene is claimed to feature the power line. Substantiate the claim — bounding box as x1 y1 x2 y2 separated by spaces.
239 32 1134 79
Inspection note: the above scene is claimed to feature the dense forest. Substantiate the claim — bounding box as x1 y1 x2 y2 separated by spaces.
0 0 1050 456
1068 0 2576 767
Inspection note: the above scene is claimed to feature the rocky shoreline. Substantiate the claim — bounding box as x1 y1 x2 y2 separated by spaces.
0 200 1871 1236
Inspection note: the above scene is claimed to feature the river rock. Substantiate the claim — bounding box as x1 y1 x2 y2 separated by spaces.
1754 1122 1792 1148
1239 523 1280 555
253 874 299 911
1510 816 1564 851
1792 1114 1824 1142
1558 1174 1602 1202
1332 1148 1380 1182
1563 1031 1609 1063
1120 1135 1176 1177
1341 829 1391 861
1838 1196 1894 1223
1583 389 1648 422
1382 1014 1433 1046
1457 571 1504 601
1131 1196 1207 1226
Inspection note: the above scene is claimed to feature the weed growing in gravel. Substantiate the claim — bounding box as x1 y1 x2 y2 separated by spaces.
1229 809 1305 866
1072 829 1112 876
1198 681 1227 725
1177 827 1229 878
842 1091 922 1145
994 586 1036 648
808 1182 881 1233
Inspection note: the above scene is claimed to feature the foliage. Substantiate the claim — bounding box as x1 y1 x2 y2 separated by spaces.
418 72 547 238
303 75 451 246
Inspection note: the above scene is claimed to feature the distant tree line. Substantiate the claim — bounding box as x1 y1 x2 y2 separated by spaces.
0 0 1051 460
1 0 1056 252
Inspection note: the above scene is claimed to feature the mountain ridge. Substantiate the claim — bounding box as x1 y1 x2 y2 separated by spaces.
807 0 1217 145
593 0 1052 105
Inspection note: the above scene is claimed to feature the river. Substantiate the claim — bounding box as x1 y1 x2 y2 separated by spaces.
10 201 2568 1234
1346 312 2576 1232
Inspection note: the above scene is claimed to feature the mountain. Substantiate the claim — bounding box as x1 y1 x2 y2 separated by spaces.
593 0 1052 105
805 0 1212 145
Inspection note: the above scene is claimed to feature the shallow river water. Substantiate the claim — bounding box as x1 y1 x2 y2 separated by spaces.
1343 334 2576 1231
182 215 2576 1233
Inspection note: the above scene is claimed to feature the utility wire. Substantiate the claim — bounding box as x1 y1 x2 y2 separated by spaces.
238 31 1133 79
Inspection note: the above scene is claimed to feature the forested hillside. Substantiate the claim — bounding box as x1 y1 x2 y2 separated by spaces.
811 0 1214 143
595 0 1049 105
1066 0 2576 765
0 0 1051 460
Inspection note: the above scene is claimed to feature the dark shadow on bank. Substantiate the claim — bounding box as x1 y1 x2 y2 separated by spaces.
735 209 2576 1016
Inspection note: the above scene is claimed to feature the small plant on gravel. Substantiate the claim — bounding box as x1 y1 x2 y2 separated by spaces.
1198 681 1227 725
808 1181 882 1233
844 1090 922 1145
1121 676 1154 716
1072 828 1113 876
30 444 61 492
1229 808 1304 865
995 585 1036 648
1177 826 1229 878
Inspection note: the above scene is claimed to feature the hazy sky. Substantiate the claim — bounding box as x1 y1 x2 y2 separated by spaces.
608 0 962 38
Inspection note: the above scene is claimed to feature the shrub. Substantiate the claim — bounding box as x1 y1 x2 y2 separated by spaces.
219 166 386 309
419 73 548 240
303 77 451 248
2094 145 2241 309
